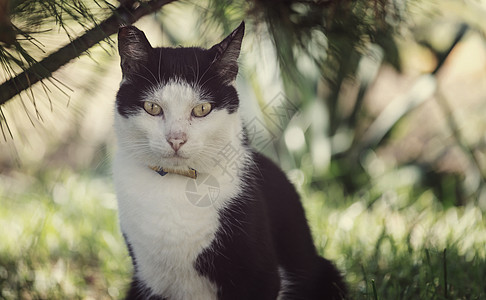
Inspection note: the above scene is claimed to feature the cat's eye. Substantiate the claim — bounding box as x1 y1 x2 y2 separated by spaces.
192 102 212 117
143 101 163 116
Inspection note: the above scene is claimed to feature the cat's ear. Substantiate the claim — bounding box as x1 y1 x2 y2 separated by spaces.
118 26 153 79
210 22 245 84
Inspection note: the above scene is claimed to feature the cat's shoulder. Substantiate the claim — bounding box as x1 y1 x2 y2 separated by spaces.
250 151 292 183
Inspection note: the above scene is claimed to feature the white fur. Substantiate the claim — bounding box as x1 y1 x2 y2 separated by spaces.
114 80 250 299
277 267 292 300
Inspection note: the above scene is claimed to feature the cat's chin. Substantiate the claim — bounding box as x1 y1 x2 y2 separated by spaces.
158 156 191 168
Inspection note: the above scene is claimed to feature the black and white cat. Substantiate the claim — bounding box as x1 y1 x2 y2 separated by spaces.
113 22 346 300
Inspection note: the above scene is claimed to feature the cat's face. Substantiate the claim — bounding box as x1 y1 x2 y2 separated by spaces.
115 23 245 173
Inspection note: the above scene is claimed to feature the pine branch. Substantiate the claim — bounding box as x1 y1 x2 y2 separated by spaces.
0 0 177 106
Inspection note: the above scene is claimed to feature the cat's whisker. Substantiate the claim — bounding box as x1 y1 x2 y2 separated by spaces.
141 64 159 86
189 65 197 86
133 72 156 86
158 48 163 85
197 50 219 88
198 72 220 89
192 49 200 86
118 140 151 148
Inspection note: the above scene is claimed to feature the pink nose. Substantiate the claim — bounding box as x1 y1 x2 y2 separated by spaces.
167 138 186 152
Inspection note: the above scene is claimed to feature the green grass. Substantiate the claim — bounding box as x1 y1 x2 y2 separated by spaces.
301 179 486 299
1 168 485 299
0 170 130 299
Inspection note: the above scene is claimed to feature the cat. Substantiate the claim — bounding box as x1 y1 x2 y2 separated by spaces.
113 21 346 300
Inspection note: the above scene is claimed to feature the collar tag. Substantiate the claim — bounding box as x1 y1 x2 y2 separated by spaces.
150 166 197 179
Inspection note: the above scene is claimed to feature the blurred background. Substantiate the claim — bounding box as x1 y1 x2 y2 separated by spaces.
1 0 485 299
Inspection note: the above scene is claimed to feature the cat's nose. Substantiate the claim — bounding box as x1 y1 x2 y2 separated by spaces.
167 137 186 152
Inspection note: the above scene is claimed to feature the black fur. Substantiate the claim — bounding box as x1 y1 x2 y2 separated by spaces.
117 22 347 299
194 152 346 300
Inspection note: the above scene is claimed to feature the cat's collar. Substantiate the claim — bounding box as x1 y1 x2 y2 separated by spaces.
150 166 197 179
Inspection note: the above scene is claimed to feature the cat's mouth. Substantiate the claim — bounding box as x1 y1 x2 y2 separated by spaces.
163 153 189 160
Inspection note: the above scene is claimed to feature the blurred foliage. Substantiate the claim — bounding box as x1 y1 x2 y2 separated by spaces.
0 0 482 199
0 170 130 299
298 172 486 299
1 0 486 299
247 0 486 202
0 0 115 87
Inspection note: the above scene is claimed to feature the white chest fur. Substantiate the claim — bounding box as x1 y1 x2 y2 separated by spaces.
114 150 243 299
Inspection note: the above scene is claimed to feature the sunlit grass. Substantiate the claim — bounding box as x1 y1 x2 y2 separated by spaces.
0 170 130 299
299 172 486 299
1 168 485 299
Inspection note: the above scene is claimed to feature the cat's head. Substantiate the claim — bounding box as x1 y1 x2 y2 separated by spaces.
115 22 246 174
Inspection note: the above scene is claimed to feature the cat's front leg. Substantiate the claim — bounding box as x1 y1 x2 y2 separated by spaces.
215 271 281 300
124 276 167 300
